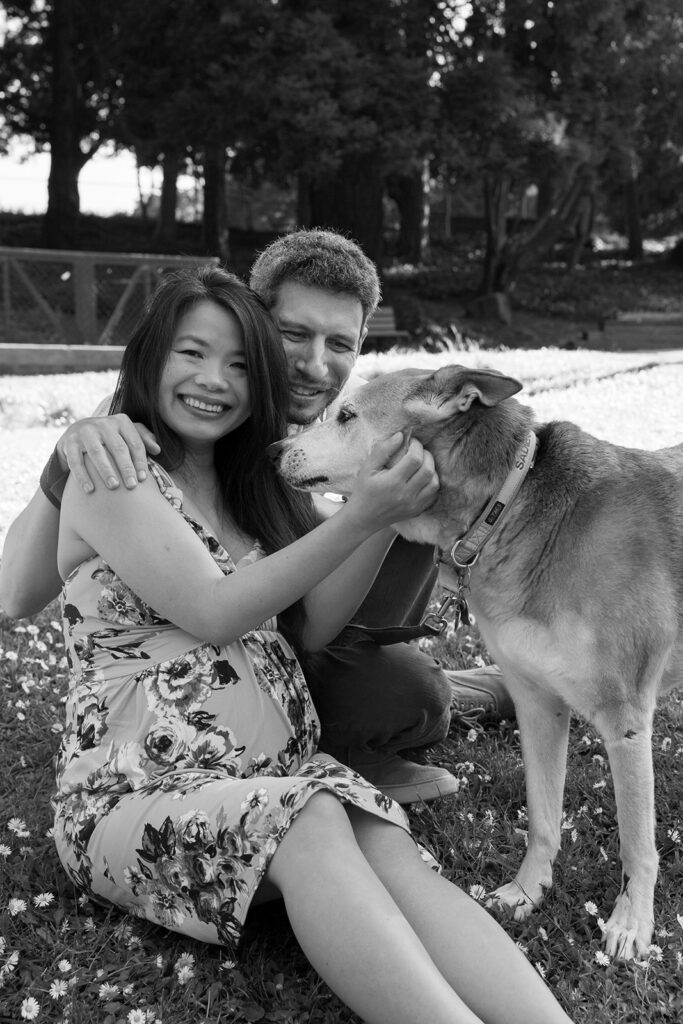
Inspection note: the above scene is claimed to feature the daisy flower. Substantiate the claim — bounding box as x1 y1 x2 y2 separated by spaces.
127 1011 146 1024
175 952 195 970
594 950 610 966
584 901 598 917
176 965 195 985
20 996 40 1020
0 844 11 858
57 959 72 973
7 818 29 836
33 892 55 908
99 983 120 1000
50 979 68 999
8 898 28 916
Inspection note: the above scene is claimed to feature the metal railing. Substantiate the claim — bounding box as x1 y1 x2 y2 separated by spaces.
0 247 219 346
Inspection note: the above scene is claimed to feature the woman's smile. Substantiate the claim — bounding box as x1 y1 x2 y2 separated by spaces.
178 393 231 416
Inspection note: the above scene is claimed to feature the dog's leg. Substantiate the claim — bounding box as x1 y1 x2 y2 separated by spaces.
489 684 571 919
594 703 658 960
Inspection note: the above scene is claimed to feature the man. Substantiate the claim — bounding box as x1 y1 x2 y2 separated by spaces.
0 229 512 803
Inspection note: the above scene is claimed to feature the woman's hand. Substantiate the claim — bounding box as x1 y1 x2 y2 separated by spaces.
57 414 161 493
345 432 439 532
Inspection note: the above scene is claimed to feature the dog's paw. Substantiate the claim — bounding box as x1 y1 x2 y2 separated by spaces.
486 881 538 921
602 893 654 961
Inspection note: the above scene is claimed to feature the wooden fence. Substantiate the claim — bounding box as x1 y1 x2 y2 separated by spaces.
0 247 218 347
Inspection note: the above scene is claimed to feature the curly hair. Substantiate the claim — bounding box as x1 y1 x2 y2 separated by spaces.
249 228 381 327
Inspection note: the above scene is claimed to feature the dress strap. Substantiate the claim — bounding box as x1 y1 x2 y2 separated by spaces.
147 460 183 510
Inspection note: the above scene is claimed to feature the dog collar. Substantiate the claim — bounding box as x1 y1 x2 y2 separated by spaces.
436 430 538 574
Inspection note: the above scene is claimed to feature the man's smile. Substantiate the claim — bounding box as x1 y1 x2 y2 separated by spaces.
289 382 329 398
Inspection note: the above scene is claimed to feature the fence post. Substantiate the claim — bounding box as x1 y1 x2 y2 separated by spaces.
1 254 10 344
73 256 98 343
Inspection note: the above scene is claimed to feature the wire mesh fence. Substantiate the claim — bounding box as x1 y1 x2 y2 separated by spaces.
0 248 219 346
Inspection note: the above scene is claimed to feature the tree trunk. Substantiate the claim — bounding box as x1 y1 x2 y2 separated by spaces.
481 167 591 294
565 191 595 271
623 149 643 260
386 160 430 264
43 0 81 249
307 154 385 267
202 142 229 259
480 173 511 294
154 150 180 249
297 171 312 226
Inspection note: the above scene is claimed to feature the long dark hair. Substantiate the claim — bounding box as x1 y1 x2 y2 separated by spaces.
110 265 319 634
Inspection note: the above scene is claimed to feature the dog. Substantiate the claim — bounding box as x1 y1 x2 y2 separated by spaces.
270 364 682 960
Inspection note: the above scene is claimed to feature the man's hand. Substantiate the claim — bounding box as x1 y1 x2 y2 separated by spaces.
56 414 161 493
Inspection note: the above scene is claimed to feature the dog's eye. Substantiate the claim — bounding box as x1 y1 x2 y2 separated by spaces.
337 407 357 424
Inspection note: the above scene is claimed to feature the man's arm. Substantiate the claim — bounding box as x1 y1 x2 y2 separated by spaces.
0 413 159 619
0 487 63 617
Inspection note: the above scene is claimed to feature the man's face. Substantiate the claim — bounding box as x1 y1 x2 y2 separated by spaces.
270 281 365 425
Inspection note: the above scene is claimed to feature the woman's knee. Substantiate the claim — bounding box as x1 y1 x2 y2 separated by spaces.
264 791 353 889
347 806 420 863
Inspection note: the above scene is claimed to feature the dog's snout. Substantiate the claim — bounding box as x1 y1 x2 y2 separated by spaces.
266 439 287 464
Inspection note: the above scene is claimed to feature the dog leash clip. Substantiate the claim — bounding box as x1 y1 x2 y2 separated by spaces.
421 582 471 636
422 592 459 636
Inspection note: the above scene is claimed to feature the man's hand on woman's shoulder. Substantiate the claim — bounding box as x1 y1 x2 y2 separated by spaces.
57 411 161 493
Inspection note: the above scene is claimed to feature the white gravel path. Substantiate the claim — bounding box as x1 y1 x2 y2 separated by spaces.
1 351 682 551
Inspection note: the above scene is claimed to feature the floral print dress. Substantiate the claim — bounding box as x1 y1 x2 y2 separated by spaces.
53 462 431 950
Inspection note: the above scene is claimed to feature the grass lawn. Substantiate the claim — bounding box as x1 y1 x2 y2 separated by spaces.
1 345 682 1023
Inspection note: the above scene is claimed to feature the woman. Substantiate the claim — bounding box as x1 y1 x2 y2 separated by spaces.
54 265 574 1024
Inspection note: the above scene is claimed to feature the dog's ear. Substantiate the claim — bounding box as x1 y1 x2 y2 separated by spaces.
405 365 522 421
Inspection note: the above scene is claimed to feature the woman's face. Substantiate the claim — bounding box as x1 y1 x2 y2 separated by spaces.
158 299 251 453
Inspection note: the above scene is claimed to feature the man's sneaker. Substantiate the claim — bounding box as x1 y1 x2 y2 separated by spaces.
347 750 460 805
447 665 516 726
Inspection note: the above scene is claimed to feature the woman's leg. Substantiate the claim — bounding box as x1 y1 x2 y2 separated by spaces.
347 806 575 1024
264 792 483 1024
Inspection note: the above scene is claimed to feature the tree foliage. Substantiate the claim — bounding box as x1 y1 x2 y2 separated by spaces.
1 0 681 279
1 0 123 245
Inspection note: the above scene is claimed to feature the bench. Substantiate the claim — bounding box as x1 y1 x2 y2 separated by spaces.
365 305 411 346
602 312 683 350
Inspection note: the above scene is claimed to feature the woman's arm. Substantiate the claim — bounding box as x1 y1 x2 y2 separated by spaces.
58 434 438 648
